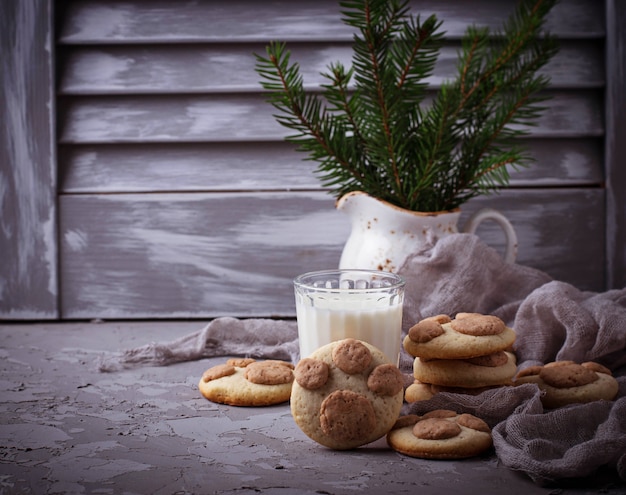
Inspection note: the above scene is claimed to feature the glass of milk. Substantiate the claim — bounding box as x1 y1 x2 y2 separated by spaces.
293 269 405 363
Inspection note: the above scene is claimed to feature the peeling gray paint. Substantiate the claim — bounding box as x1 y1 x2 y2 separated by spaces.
1 321 623 494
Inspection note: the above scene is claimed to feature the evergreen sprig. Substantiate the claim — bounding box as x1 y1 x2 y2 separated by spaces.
255 0 559 212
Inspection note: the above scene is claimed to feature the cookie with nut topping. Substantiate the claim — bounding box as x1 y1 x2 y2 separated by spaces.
387 409 493 459
513 360 619 408
404 379 504 403
403 313 516 360
413 351 517 389
198 358 294 406
290 338 404 450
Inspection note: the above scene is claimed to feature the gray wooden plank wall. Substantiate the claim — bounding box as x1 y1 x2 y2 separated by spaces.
2 0 622 320
0 0 58 319
605 0 626 289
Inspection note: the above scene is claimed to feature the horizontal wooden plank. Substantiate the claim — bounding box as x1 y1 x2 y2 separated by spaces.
57 90 604 144
59 192 347 319
57 138 604 193
58 142 318 193
57 40 604 95
59 188 605 319
57 0 604 44
461 190 605 291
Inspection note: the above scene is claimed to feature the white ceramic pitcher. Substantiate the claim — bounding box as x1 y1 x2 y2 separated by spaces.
336 191 518 272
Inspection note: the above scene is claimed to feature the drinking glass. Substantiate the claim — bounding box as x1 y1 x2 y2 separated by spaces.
293 269 405 363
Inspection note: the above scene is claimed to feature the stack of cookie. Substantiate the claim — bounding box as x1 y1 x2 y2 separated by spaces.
402 313 517 402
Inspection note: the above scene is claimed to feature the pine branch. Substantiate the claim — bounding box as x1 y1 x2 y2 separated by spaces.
425 0 558 209
254 0 559 212
346 1 443 203
255 42 365 187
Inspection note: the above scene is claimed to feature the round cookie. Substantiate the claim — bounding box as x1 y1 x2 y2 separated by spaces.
290 338 404 450
514 360 619 409
404 380 435 402
198 358 294 406
387 409 493 459
404 379 501 403
412 351 517 388
403 313 516 360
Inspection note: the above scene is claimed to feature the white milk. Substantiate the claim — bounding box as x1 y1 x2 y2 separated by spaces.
295 293 403 364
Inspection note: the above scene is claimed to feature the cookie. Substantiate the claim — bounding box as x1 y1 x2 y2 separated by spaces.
404 379 501 403
403 313 515 360
404 380 435 402
514 360 619 408
198 358 294 406
413 351 517 388
290 338 404 450
387 409 493 459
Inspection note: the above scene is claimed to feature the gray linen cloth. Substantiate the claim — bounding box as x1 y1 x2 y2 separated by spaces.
98 233 626 486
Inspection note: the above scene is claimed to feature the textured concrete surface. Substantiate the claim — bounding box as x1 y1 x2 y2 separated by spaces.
1 321 624 495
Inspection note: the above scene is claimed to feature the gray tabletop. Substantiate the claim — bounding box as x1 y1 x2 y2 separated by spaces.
1 321 623 495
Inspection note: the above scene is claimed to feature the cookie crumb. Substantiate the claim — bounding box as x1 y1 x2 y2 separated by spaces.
413 418 461 440
457 413 490 433
226 358 256 367
332 339 372 374
294 358 330 390
540 363 598 389
581 361 612 375
422 409 457 419
408 320 445 343
319 390 376 442
367 364 404 396
202 363 236 382
424 314 452 324
544 360 577 368
244 361 294 385
454 312 481 320
450 314 505 336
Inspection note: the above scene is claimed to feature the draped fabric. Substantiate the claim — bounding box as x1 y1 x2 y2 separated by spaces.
99 234 626 485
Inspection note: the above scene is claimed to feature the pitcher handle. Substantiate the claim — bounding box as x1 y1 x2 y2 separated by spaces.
463 208 518 263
